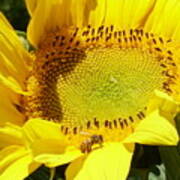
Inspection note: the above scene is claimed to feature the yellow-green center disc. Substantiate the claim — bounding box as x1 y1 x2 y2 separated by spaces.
57 47 164 128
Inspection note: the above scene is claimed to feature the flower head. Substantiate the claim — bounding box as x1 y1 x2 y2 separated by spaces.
0 0 180 179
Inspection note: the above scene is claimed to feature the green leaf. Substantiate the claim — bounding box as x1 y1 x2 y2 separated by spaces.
25 166 50 180
158 113 180 180
0 0 29 31
26 166 66 180
159 146 180 180
128 168 149 180
148 164 166 180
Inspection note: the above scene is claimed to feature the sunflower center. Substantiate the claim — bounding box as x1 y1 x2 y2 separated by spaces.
58 47 163 128
25 27 177 138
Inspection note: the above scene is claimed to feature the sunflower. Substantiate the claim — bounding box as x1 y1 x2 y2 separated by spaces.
0 0 180 179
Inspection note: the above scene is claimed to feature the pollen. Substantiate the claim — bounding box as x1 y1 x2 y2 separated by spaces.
24 26 179 144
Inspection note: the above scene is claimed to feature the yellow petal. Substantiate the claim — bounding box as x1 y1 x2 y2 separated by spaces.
66 143 134 180
0 85 25 127
27 0 62 47
104 0 156 29
66 156 86 180
124 109 179 145
0 13 13 29
124 90 179 145
148 90 179 123
81 0 106 27
144 0 180 41
0 123 24 149
23 119 82 167
0 146 40 180
27 0 156 47
23 118 66 144
27 0 88 46
25 0 38 16
0 13 32 93
33 139 82 167
158 90 179 116
0 74 30 95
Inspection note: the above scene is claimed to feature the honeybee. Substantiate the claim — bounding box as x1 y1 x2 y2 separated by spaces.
80 134 104 153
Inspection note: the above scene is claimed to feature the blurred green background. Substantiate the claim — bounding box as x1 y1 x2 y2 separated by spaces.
0 0 29 30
